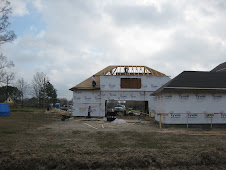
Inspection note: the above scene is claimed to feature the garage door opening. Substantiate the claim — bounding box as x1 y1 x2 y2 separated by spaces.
105 100 149 118
126 101 149 116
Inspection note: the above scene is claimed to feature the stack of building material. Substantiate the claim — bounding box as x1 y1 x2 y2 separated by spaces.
50 108 71 115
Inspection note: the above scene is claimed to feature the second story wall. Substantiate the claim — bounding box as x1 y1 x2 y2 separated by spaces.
100 75 170 92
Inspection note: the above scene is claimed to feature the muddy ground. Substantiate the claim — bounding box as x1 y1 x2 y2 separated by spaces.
0 111 226 169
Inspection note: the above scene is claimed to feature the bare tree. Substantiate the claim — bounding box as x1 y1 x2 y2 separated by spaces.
31 72 49 107
5 71 15 96
16 78 29 108
0 54 13 69
0 0 16 86
0 54 14 83
0 54 15 95
0 0 16 45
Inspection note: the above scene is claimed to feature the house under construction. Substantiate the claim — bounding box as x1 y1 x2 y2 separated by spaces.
70 65 170 117
152 62 226 125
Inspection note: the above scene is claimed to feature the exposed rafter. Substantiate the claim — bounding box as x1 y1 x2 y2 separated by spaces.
103 66 166 76
70 65 168 91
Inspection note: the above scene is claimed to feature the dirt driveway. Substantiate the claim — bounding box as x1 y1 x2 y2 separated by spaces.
0 112 226 169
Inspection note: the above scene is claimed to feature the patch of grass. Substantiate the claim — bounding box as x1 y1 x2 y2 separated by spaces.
11 107 45 113
72 130 82 135
164 134 190 143
43 144 65 149
0 130 17 135
90 131 167 149
120 131 165 149
90 132 127 149
181 145 189 150
0 111 60 134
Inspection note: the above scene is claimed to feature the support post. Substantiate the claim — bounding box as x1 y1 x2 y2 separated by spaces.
187 112 188 129
159 114 162 129
211 114 213 129
158 114 168 129
67 103 69 113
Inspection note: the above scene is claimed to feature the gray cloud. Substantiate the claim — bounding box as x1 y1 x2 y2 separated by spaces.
105 3 180 28
2 0 226 99
150 32 226 77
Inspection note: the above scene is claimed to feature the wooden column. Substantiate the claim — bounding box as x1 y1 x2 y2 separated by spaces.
211 114 213 129
207 113 214 129
158 114 168 129
187 113 188 129
160 115 162 129
67 103 69 113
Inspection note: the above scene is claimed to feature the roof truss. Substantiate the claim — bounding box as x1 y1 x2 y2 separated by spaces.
70 65 167 90
98 65 166 76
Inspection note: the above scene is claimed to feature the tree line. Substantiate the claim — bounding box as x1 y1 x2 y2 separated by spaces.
0 0 69 108
0 55 59 108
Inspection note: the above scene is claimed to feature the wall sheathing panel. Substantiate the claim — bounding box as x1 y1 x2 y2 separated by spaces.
73 91 101 104
73 103 101 117
100 76 170 92
99 76 170 117
73 91 102 117
155 93 226 124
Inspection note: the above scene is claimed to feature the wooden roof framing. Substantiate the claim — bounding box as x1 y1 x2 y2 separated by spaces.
70 65 167 91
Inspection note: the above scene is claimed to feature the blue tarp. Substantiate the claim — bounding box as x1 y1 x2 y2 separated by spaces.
0 103 10 116
55 103 60 109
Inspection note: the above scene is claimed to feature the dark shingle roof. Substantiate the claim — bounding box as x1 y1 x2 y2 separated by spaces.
153 71 226 95
211 62 226 72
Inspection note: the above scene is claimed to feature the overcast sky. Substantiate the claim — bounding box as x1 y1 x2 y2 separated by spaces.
1 0 226 99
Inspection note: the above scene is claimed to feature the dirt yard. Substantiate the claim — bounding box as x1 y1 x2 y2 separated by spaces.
0 110 226 169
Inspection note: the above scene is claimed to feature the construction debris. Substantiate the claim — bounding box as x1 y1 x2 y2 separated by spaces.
49 108 71 115
84 123 99 129
112 119 126 124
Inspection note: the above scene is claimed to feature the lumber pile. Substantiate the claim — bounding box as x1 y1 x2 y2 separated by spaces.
49 108 71 116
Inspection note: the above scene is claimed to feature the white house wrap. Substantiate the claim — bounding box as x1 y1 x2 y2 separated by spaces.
70 65 170 117
153 71 226 124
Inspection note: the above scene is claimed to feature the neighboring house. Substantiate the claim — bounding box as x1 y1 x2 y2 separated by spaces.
0 95 15 107
152 71 226 124
70 65 170 117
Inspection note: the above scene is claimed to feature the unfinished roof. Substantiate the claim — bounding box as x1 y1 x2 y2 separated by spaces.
152 71 226 95
70 65 168 91
211 62 226 72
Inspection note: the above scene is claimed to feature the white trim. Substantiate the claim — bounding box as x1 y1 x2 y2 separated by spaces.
164 87 226 90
